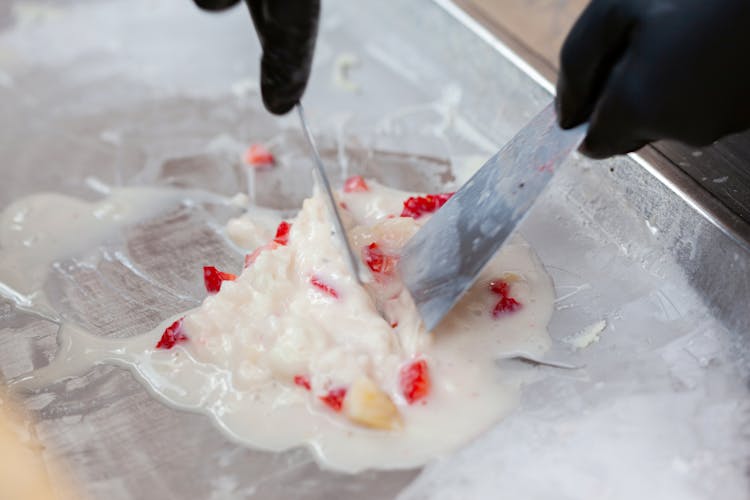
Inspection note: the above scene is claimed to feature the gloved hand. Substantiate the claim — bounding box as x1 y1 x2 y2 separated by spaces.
194 0 320 115
556 0 750 159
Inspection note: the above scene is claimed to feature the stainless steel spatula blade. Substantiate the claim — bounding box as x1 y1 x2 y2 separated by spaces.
398 102 586 331
297 103 364 283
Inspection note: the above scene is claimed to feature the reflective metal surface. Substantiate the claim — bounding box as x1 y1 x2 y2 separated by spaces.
445 0 750 254
297 102 363 283
400 103 585 330
0 1 748 498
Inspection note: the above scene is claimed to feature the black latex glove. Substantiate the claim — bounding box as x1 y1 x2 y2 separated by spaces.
556 0 750 159
194 0 320 115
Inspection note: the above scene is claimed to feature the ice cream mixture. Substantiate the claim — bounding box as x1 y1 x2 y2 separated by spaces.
2 177 555 472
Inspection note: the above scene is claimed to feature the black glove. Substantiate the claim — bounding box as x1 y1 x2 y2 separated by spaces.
556 0 750 159
194 0 320 115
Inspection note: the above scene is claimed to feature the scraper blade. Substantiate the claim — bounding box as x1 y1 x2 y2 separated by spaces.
296 103 365 284
398 102 586 331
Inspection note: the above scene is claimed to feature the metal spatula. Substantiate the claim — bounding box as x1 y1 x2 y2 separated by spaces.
296 103 364 283
398 102 587 331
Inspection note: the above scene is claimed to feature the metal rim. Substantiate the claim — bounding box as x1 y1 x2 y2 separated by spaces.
434 0 750 254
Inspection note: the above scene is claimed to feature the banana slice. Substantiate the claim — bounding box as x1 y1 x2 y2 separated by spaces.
344 377 403 430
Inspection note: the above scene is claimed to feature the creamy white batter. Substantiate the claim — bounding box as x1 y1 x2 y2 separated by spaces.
3 178 555 472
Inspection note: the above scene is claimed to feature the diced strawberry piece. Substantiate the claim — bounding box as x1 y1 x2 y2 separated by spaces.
273 221 292 245
320 387 347 412
492 296 522 317
489 279 522 317
362 242 397 275
243 143 275 167
155 318 187 350
489 280 510 296
343 175 369 193
400 193 454 219
203 266 237 293
400 359 430 404
310 276 339 299
390 321 399 329
244 242 280 268
294 375 311 391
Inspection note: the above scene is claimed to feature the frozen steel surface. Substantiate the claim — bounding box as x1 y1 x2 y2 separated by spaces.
0 1 747 499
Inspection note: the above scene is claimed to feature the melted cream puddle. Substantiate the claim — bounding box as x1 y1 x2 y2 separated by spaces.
2 181 555 472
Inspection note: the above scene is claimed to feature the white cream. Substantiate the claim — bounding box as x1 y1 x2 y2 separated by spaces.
564 319 607 350
5 180 556 472
0 186 224 317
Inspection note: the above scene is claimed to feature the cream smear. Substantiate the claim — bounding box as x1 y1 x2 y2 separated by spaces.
4 178 555 472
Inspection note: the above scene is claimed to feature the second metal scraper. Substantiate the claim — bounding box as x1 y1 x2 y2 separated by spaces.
296 103 364 283
398 102 587 331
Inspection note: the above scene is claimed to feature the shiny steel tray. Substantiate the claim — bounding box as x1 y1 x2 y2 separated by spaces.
0 0 747 498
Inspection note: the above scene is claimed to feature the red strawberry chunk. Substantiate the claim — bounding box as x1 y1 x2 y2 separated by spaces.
362 242 397 275
155 318 187 350
243 143 275 167
400 359 430 404
310 276 339 299
244 242 280 268
273 221 292 245
343 175 369 193
489 279 522 317
400 193 454 219
489 280 510 296
203 266 237 294
320 387 347 412
294 375 311 391
492 296 522 317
